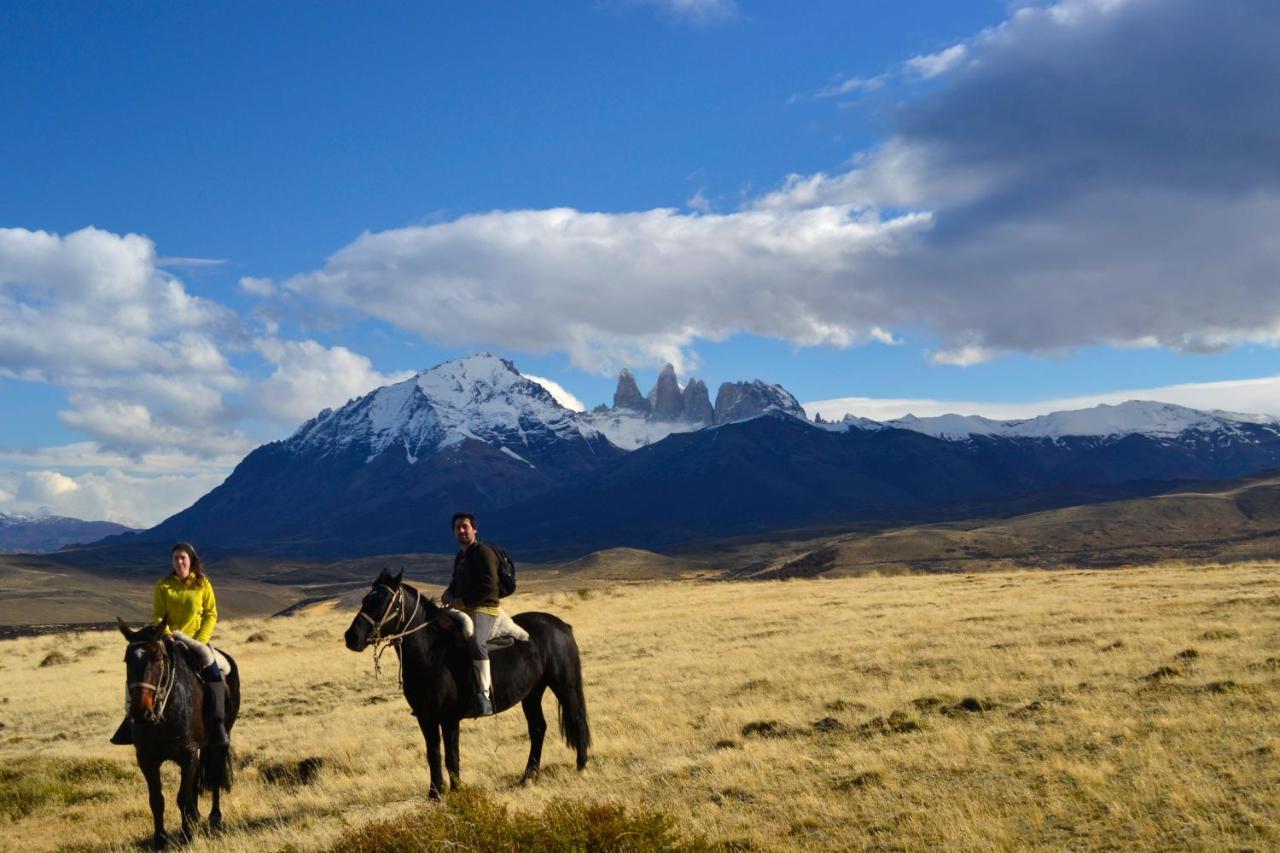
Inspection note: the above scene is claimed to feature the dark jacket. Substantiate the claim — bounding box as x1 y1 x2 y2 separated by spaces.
445 541 500 610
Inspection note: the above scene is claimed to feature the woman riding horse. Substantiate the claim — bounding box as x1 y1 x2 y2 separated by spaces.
111 542 230 747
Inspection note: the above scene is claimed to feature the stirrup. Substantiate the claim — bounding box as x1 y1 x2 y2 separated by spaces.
475 692 495 717
109 718 133 745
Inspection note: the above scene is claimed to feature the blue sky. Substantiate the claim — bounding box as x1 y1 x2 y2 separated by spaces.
3 0 1280 525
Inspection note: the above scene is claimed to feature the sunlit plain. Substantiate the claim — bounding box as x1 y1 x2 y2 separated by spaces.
1 563 1277 851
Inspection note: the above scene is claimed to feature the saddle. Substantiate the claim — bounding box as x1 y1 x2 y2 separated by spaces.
445 609 530 651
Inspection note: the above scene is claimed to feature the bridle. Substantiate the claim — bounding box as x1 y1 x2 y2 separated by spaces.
357 583 430 683
126 639 177 723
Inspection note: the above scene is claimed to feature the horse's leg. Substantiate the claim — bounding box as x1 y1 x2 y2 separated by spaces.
208 767 223 832
519 685 548 785
416 716 447 800
140 757 168 850
444 719 463 791
176 751 199 843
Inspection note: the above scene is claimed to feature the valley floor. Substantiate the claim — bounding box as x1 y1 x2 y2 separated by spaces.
1 563 1277 851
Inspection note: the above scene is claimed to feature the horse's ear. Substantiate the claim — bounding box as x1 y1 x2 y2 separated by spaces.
375 567 392 584
393 568 404 585
117 617 139 642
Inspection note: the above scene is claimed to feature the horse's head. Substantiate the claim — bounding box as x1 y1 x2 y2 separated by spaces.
117 618 170 722
344 568 405 652
344 569 465 655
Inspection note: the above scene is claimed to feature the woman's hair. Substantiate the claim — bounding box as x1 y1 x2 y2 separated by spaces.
171 542 206 583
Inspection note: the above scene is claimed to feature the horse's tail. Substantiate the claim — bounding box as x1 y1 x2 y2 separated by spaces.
199 742 234 794
549 622 591 768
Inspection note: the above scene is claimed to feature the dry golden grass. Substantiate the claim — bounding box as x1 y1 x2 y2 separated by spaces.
1 563 1277 851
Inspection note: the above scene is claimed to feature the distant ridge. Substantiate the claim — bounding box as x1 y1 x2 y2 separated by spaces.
0 511 134 554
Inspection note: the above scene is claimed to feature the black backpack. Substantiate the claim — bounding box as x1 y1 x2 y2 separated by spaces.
488 543 517 598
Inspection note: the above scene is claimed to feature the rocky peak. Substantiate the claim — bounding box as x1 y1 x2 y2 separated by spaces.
682 379 714 424
650 364 685 421
714 380 807 424
613 368 651 414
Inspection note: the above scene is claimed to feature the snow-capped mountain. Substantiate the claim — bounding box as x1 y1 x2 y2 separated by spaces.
87 355 1280 560
831 400 1280 442
291 353 607 465
0 511 135 553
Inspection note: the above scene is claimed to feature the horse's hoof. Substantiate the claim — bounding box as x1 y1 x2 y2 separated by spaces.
209 814 224 833
519 769 539 786
153 834 168 851
428 787 444 801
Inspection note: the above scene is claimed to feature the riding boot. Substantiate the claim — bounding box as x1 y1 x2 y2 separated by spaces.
202 663 230 746
472 659 494 717
109 716 133 745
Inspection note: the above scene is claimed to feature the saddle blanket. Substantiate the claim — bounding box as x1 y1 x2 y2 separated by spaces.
448 608 530 650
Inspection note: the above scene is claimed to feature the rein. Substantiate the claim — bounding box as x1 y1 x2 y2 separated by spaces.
127 639 178 722
360 583 430 685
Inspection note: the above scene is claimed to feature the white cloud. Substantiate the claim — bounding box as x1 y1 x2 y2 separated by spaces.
0 467 228 528
0 227 427 525
524 374 586 412
806 373 1280 423
904 44 967 79
929 344 996 367
806 74 888 101
252 338 415 424
239 275 277 296
0 226 249 456
284 206 929 374
632 0 736 25
18 471 80 502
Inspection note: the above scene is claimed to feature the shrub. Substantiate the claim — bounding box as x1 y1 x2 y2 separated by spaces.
38 651 70 668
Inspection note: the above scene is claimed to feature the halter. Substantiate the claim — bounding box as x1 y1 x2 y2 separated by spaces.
358 583 430 684
127 638 177 723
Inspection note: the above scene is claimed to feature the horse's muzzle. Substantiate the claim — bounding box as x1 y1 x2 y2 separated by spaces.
344 624 369 652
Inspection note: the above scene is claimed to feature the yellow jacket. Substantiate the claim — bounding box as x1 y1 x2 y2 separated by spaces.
152 574 218 644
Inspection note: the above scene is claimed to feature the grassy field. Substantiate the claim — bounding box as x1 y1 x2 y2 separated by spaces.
1 563 1277 851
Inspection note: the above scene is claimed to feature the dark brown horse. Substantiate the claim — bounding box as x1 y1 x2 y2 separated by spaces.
117 620 239 849
344 569 590 799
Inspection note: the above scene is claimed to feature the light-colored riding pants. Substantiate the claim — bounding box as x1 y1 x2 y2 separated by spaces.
171 631 231 675
468 612 496 661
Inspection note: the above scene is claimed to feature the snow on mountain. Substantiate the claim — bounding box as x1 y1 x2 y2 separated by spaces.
289 353 604 464
579 409 693 449
841 401 1280 441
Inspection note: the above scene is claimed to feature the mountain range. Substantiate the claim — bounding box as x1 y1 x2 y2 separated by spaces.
0 511 134 553
92 353 1280 560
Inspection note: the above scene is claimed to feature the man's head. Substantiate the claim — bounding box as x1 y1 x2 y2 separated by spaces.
452 512 478 548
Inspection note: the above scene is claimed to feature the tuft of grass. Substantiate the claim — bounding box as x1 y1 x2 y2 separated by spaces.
1200 628 1239 640
258 756 325 785
834 770 883 790
328 788 715 852
810 716 845 733
942 696 999 716
38 651 70 668
856 711 922 737
0 757 132 821
740 720 800 739
246 631 271 643
1143 666 1183 682
1175 648 1200 661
